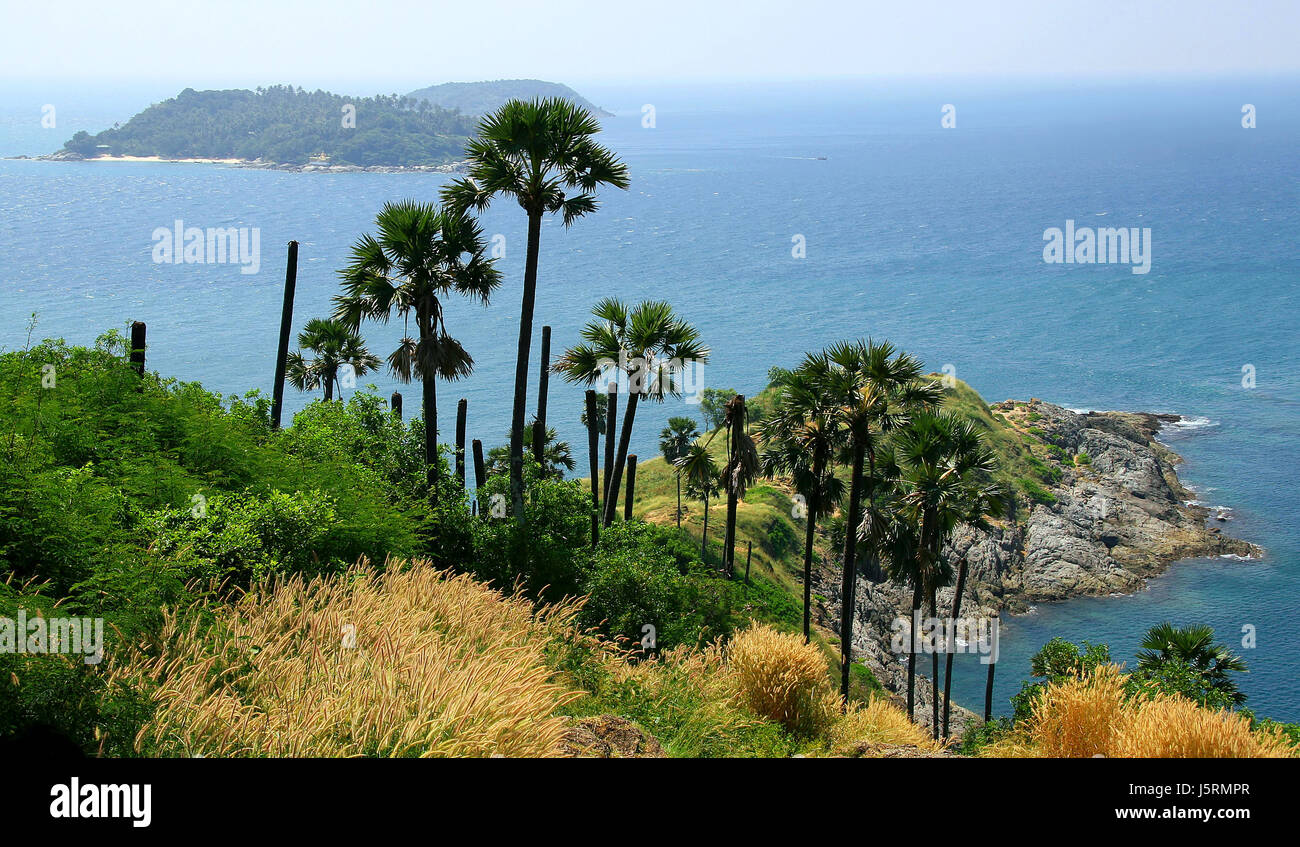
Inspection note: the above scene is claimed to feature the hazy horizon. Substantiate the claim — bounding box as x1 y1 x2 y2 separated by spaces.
3 0 1298 92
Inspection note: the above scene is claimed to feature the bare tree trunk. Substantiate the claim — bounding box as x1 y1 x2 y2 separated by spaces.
471 439 487 518
455 398 468 488
390 391 402 419
624 455 637 520
701 493 710 559
270 242 296 429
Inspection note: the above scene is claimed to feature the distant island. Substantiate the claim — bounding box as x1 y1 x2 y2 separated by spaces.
45 80 610 170
406 79 612 118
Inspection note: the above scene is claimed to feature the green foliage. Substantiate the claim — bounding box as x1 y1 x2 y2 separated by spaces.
64 86 476 166
145 490 351 586
699 387 737 432
960 716 1015 755
1076 451 1092 465
1134 622 1248 707
1011 637 1112 720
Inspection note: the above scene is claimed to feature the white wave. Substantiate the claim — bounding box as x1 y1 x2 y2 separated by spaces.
1220 553 1256 561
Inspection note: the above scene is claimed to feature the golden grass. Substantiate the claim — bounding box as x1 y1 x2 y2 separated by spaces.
980 665 1299 759
1115 696 1296 758
110 559 582 757
726 623 834 735
829 697 946 755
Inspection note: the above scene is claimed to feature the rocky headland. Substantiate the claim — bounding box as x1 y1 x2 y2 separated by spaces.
815 399 1261 733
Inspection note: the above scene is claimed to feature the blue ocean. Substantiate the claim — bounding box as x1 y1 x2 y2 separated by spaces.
2 78 1297 719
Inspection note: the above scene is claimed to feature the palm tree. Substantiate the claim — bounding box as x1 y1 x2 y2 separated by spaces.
442 98 629 522
1137 623 1249 706
886 411 1004 738
660 416 700 528
333 200 501 500
285 318 381 401
677 443 720 560
487 421 575 481
553 299 709 526
721 394 760 577
758 352 845 642
827 339 942 703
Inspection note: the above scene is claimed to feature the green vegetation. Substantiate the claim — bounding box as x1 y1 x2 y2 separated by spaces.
964 625 1296 756
62 86 477 166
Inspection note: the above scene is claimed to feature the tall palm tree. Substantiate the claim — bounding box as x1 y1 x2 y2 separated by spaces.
660 416 700 528
758 352 845 642
333 200 500 500
1137 622 1249 705
442 98 629 522
887 411 1004 738
721 393 760 577
554 299 709 526
677 443 720 560
827 339 942 703
285 318 381 401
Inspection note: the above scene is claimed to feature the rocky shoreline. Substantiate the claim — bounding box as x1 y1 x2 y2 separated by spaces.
815 399 1261 734
20 151 468 174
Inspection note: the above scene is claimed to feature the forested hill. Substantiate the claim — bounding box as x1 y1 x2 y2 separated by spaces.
59 86 477 166
406 79 613 117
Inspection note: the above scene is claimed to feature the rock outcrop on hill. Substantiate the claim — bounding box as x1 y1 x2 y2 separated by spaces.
815 400 1260 735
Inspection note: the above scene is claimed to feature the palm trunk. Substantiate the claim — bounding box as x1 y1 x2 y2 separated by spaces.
535 326 550 465
862 445 883 582
423 373 438 502
584 390 600 548
323 372 334 402
603 383 617 505
907 581 922 721
508 210 543 522
839 442 865 704
984 619 998 723
942 557 969 739
624 455 637 520
603 391 639 526
701 493 710 559
723 395 745 578
676 475 681 529
930 587 940 740
801 485 818 643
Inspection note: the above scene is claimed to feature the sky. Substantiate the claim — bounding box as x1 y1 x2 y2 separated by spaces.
1 0 1298 94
